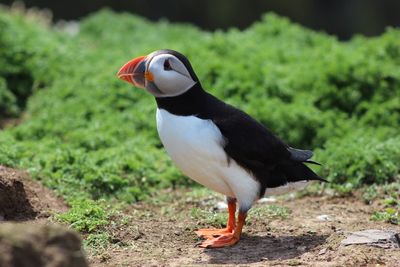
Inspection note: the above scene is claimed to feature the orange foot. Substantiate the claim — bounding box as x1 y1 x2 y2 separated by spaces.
195 227 234 239
199 233 239 248
196 199 237 239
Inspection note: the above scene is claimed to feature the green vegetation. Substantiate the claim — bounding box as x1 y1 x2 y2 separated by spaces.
56 199 110 232
0 6 399 233
372 208 399 225
190 207 227 227
366 183 400 225
250 204 291 220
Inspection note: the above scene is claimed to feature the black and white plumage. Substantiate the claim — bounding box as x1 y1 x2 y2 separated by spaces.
117 49 325 248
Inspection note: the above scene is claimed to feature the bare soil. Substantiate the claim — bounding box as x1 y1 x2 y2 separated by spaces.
0 165 67 221
90 190 400 267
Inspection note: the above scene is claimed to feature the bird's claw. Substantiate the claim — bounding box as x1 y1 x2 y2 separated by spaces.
198 233 239 248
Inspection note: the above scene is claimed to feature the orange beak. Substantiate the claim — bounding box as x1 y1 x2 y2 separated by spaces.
117 55 147 88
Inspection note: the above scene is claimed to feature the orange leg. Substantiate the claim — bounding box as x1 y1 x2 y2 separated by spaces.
195 198 236 238
199 212 247 248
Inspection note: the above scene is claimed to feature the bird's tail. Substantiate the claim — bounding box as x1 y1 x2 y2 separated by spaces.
283 162 327 183
285 147 327 182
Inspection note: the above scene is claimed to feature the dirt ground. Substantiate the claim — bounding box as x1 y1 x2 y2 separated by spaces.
90 190 400 267
0 165 67 221
0 166 399 267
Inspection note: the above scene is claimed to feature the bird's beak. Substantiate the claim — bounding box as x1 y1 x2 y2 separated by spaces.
117 55 151 88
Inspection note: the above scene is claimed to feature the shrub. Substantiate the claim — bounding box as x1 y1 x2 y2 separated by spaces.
0 9 70 117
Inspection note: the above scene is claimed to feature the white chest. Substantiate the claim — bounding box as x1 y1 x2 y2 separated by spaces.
156 109 232 193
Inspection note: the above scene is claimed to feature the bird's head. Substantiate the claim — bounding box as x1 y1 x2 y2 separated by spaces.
117 49 199 98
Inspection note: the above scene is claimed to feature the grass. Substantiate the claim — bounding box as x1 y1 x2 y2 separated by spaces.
366 183 400 225
249 205 291 220
56 199 110 233
190 207 228 227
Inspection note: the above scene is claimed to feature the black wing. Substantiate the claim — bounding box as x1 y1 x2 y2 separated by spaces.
199 94 325 195
212 105 291 169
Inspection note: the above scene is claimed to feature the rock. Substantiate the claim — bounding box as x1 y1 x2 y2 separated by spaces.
297 245 307 251
174 231 181 236
316 214 333 221
215 201 228 210
257 197 277 203
318 248 327 255
341 229 400 249
0 223 88 267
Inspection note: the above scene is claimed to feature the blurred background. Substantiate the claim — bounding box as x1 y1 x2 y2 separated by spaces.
1 0 400 40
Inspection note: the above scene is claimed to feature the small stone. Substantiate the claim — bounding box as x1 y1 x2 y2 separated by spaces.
318 248 327 255
316 214 333 221
215 201 228 210
258 197 277 203
341 229 400 249
297 245 307 251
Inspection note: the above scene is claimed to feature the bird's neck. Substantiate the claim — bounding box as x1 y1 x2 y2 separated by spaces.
155 83 207 116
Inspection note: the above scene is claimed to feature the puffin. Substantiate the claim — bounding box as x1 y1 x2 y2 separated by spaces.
117 49 325 248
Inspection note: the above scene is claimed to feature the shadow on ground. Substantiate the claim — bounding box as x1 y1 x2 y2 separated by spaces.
202 233 328 265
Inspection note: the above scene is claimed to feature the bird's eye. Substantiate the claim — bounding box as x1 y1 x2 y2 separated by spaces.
163 59 172 71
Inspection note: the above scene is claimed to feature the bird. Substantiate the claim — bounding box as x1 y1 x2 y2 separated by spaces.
117 49 325 248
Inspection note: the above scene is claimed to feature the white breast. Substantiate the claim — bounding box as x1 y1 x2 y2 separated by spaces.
156 108 260 208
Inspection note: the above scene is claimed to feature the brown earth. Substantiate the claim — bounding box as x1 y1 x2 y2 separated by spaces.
90 189 400 267
0 165 67 221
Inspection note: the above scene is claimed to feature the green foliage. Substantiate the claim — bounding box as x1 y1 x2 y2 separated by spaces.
316 130 400 188
362 185 379 204
372 208 399 225
367 183 400 225
0 9 69 117
56 199 109 232
190 207 227 227
0 8 400 217
249 204 291 220
83 232 110 251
